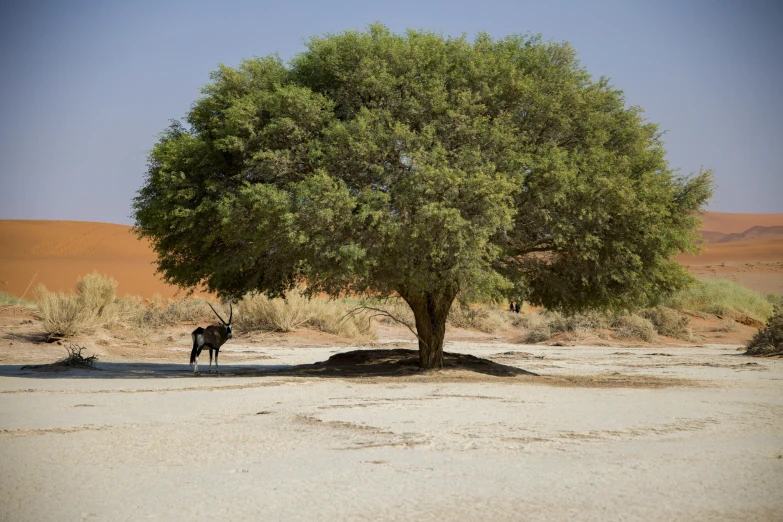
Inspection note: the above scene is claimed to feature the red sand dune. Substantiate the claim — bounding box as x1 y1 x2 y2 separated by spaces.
0 220 184 299
698 212 783 235
678 238 783 266
2 212 782 300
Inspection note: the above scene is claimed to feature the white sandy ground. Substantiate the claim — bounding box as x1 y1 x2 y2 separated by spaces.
1 339 782 521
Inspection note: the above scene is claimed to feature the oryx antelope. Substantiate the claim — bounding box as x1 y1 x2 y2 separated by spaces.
190 302 232 375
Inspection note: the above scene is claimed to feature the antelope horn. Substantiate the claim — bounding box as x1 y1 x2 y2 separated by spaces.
228 302 233 324
207 302 228 325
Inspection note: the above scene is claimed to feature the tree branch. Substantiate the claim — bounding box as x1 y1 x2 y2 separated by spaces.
341 305 427 349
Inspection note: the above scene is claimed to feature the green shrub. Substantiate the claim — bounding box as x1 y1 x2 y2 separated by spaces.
745 306 783 356
639 306 693 341
766 293 783 309
664 279 773 321
0 292 37 310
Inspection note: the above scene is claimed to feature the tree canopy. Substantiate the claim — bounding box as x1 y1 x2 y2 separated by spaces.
134 24 713 368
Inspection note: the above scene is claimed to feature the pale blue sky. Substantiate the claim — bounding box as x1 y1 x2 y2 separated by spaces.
1 0 781 225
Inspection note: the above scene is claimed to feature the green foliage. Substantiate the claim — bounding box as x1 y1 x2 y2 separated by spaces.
766 293 783 308
0 292 37 310
664 279 773 322
745 306 783 355
133 25 712 364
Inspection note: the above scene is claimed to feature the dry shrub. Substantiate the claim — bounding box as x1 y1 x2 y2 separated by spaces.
612 314 658 343
236 291 310 332
519 310 614 343
565 325 595 343
35 272 224 341
35 287 88 340
306 299 375 340
745 306 783 356
35 272 122 340
236 291 376 339
75 272 117 319
524 322 554 343
507 311 532 328
141 294 221 327
447 305 510 333
371 299 415 326
639 306 693 341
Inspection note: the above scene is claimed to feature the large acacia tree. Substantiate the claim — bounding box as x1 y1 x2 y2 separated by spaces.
134 25 712 368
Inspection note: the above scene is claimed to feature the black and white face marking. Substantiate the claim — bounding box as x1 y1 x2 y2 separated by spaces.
226 324 233 339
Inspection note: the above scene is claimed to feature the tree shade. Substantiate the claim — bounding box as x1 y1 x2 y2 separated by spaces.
134 24 713 368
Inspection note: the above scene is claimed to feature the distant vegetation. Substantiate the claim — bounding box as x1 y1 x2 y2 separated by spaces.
662 279 774 322
0 292 37 311
23 272 777 346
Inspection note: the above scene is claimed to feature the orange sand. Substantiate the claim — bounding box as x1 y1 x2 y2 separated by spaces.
2 212 782 300
698 212 783 234
0 220 183 299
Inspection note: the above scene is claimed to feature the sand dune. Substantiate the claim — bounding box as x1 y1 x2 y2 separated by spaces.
0 220 183 299
2 213 782 300
680 237 783 265
698 212 783 234
713 225 783 244
676 238 783 294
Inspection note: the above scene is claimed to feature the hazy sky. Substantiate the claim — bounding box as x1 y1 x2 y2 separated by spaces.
1 0 781 225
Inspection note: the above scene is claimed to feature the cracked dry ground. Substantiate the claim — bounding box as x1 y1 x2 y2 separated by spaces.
0 316 782 521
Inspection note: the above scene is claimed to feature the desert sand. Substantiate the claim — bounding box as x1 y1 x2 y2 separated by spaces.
698 212 783 235
677 239 783 294
3 213 782 301
1 210 782 520
2 213 782 300
0 220 184 299
0 314 781 521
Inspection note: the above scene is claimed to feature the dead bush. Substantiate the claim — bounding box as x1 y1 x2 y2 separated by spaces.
35 287 89 340
613 314 658 343
524 322 554 343
447 305 510 333
306 300 376 340
237 291 376 339
236 291 310 332
639 306 693 341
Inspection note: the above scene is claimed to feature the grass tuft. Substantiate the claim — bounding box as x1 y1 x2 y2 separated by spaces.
664 279 773 322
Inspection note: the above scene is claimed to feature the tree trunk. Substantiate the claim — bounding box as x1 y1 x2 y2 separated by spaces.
401 290 456 369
